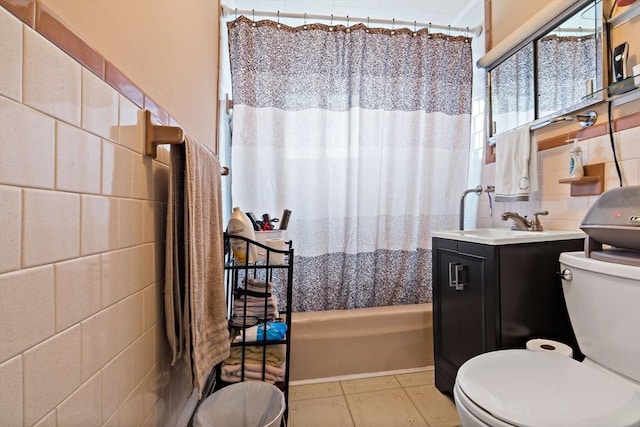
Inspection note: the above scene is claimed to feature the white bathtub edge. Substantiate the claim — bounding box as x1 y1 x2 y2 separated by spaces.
290 365 434 386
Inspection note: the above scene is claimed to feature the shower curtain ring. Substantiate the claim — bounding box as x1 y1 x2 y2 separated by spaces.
346 15 351 32
413 20 417 36
391 18 395 35
303 13 308 30
251 9 256 26
277 10 282 28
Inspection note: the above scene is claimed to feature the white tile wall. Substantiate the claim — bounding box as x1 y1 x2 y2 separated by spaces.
102 140 134 197
81 69 119 141
22 189 80 267
23 325 82 425
0 355 23 426
56 121 102 194
0 97 55 189
81 194 119 255
0 7 185 426
23 30 82 126
0 7 21 101
54 255 102 332
57 371 103 426
80 305 119 381
0 265 55 361
0 185 21 272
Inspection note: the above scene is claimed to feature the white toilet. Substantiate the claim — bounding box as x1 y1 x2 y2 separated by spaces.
453 251 640 427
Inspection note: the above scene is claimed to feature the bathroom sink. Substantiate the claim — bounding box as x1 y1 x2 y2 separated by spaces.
433 228 585 245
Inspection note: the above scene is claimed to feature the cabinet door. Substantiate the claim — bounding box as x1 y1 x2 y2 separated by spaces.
434 243 492 393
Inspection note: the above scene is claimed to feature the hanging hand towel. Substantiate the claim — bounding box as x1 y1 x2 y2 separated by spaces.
164 136 230 398
494 125 538 201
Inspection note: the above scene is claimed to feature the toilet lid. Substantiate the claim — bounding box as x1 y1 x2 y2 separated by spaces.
456 350 640 427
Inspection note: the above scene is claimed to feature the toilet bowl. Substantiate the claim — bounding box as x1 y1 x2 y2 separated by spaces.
453 252 640 427
454 350 640 427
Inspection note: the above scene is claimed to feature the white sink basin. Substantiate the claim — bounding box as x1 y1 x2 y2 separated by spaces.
432 228 585 245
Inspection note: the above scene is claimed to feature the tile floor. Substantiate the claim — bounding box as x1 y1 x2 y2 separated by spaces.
287 368 461 427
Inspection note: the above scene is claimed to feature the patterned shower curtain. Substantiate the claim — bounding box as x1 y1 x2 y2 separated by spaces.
228 16 472 312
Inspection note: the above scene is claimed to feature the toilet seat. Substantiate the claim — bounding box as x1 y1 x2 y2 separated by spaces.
455 350 640 427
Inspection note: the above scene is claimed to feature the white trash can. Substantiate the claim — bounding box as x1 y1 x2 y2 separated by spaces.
193 382 286 427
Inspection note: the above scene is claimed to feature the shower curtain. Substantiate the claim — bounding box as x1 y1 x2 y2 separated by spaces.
228 16 472 311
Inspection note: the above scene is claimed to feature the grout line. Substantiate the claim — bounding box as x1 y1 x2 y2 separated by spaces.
290 365 433 386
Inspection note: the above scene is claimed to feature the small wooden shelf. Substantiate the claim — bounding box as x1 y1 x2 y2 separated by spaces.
558 176 599 184
558 163 604 196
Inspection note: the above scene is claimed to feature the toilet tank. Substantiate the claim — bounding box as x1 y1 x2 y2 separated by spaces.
560 252 640 383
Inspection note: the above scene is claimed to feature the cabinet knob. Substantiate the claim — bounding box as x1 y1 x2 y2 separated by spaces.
448 262 465 291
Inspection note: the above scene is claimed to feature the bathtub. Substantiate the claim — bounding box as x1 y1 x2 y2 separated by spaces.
289 303 433 381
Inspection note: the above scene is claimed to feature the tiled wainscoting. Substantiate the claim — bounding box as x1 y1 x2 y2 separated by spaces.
0 5 192 426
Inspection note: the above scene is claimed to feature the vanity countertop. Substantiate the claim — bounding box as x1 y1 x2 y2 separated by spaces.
432 228 585 246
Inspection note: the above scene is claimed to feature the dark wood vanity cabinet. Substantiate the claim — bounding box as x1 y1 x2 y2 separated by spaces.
432 237 584 395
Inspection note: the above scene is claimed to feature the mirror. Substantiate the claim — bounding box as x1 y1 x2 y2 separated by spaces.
536 0 603 118
490 43 535 135
489 0 604 137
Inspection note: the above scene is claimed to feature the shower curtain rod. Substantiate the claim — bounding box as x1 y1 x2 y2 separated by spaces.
221 5 483 37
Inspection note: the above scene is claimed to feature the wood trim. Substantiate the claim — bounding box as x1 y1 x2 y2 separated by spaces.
0 0 35 27
35 3 105 79
484 0 492 52
105 62 144 108
538 111 640 151
144 96 170 126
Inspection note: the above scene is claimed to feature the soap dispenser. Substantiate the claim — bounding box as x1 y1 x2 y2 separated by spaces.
568 138 584 179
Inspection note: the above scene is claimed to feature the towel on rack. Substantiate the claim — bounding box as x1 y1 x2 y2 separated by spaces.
164 136 230 397
233 295 279 320
225 344 287 367
494 125 539 202
221 362 286 384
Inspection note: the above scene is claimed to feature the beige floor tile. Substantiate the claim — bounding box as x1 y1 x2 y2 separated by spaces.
395 369 434 387
341 375 401 395
346 388 428 427
288 396 354 427
289 381 344 401
404 385 461 427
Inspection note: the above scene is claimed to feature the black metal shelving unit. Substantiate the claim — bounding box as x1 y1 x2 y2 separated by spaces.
211 232 294 426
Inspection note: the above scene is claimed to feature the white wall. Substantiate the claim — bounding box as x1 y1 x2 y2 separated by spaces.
40 0 220 151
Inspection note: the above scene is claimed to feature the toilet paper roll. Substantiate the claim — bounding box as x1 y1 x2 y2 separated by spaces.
526 339 573 358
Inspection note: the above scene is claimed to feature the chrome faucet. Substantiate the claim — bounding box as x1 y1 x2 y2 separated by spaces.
501 211 549 231
460 185 483 230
